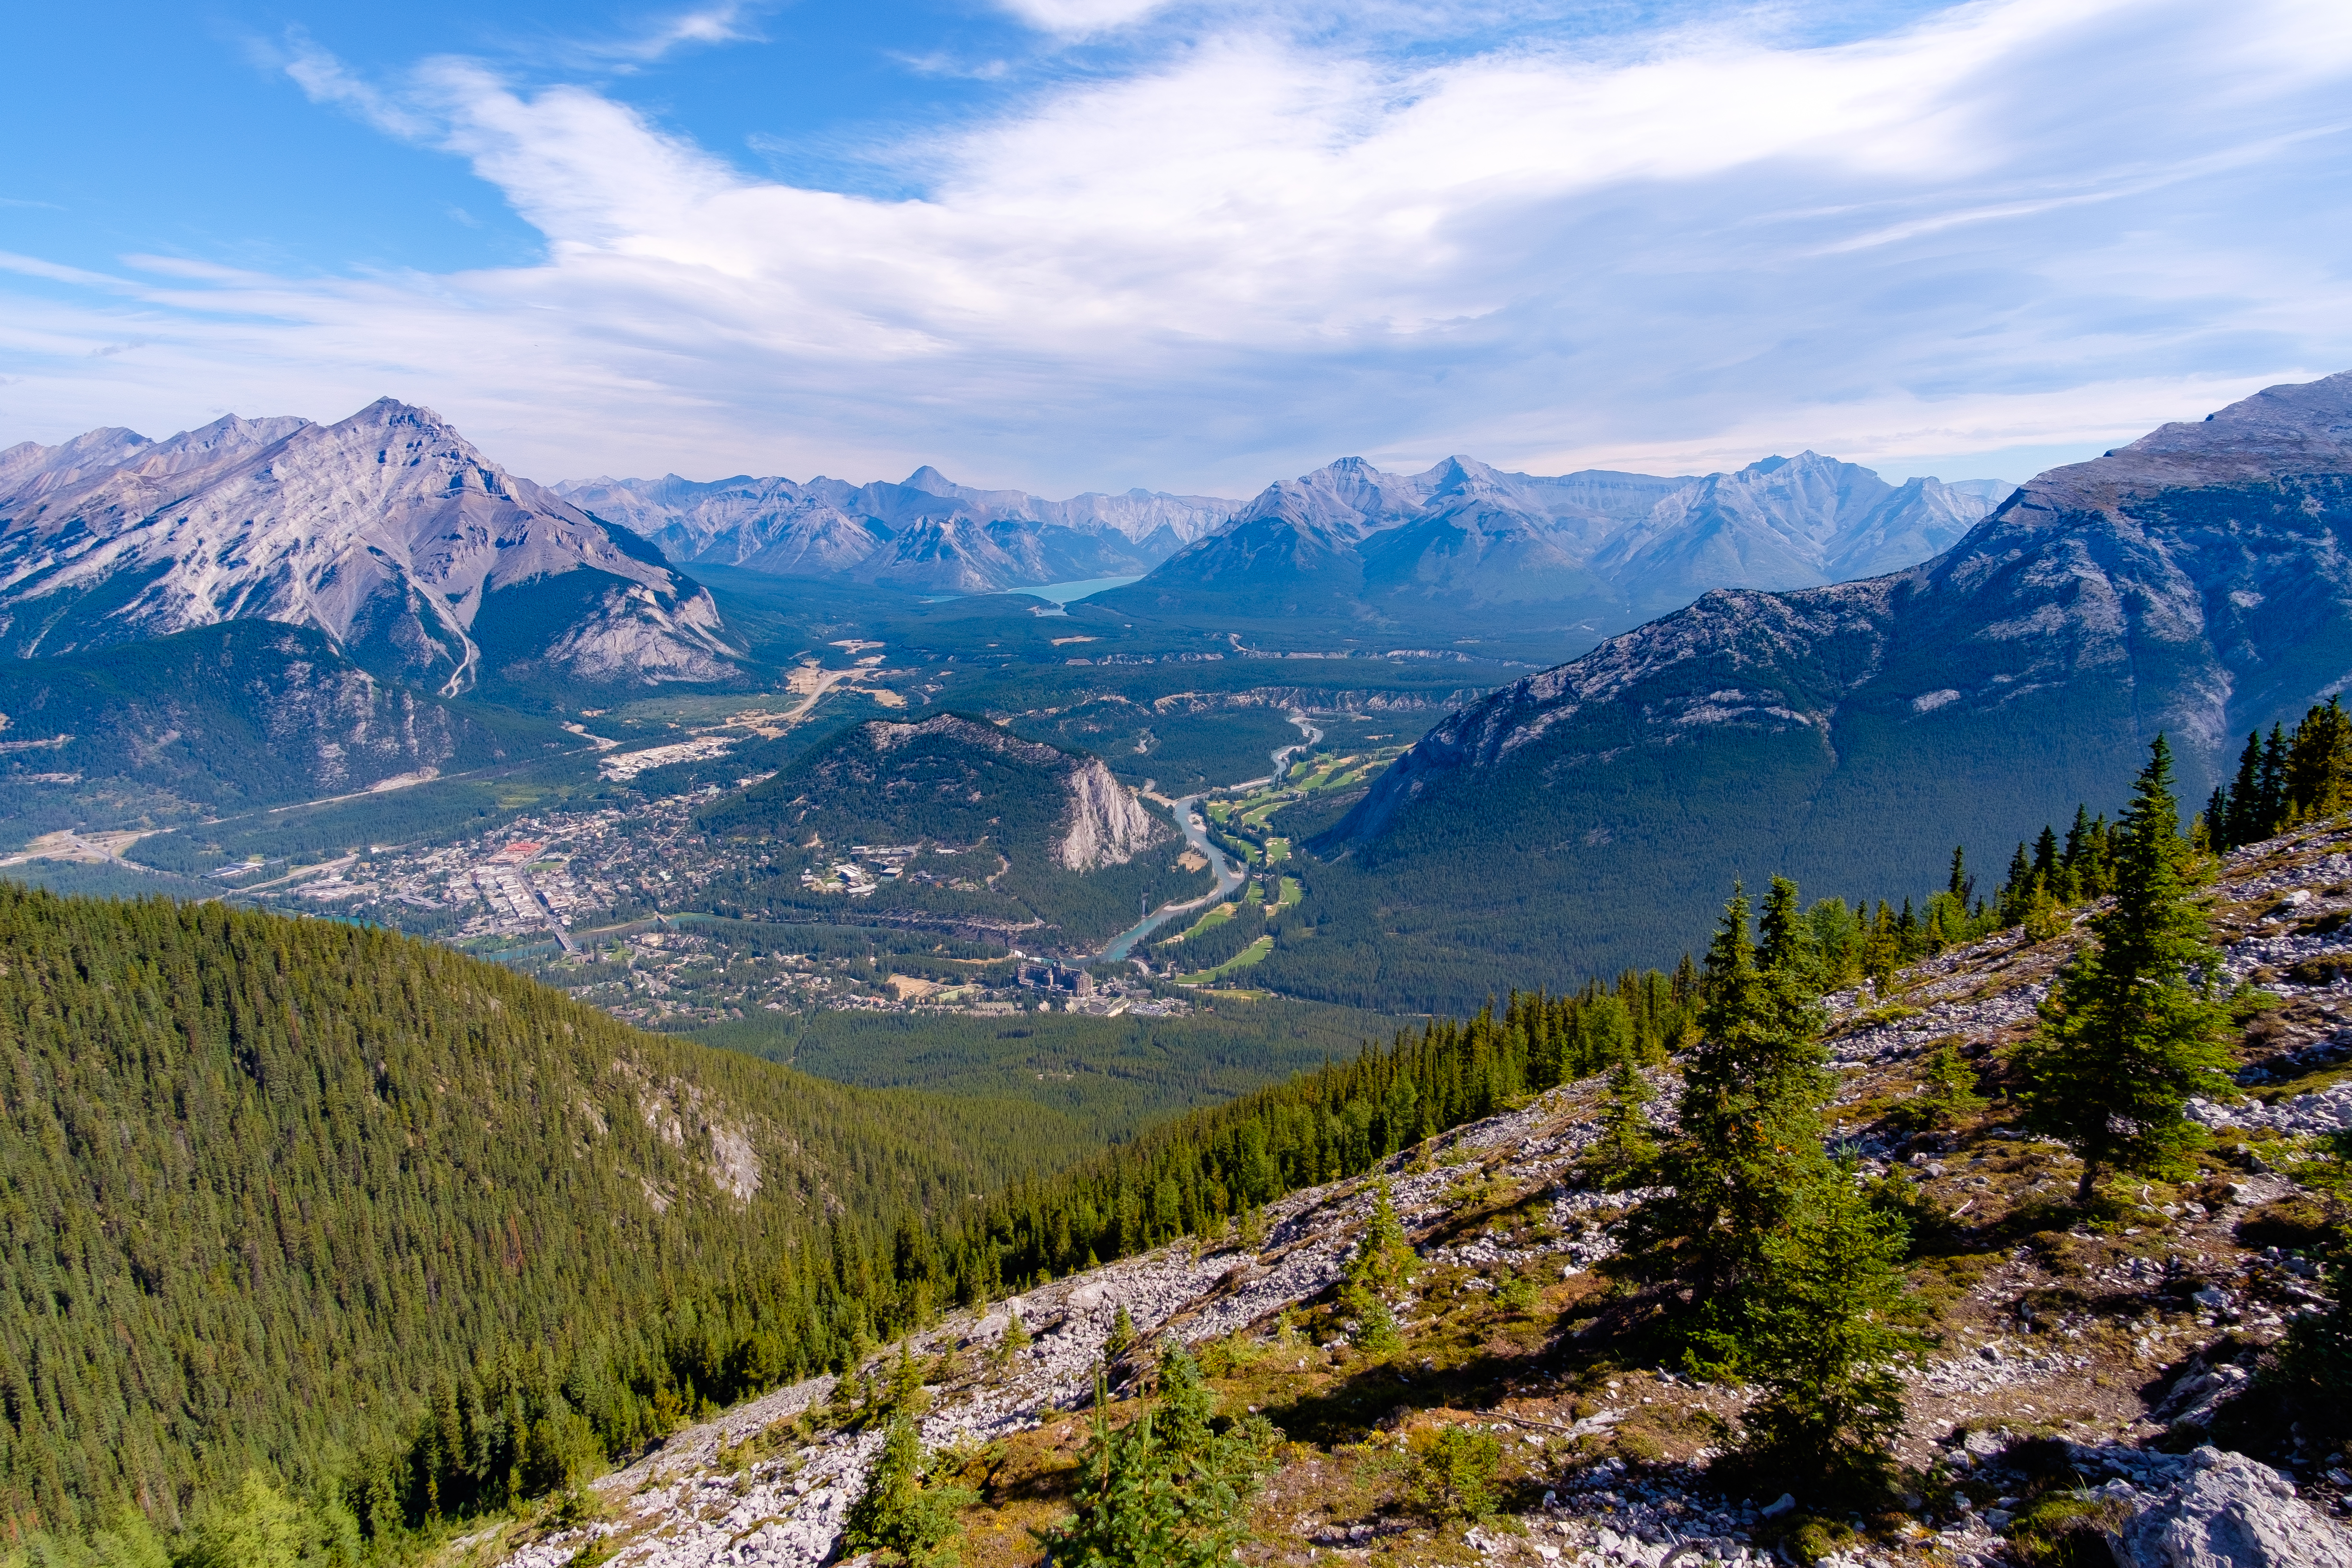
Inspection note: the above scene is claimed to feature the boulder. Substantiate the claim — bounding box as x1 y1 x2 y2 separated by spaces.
2111 1446 2352 1568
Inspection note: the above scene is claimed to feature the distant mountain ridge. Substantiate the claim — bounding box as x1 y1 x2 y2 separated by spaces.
1274 370 2352 1008
0 399 739 695
554 469 1242 594
1099 451 2010 638
559 452 2009 617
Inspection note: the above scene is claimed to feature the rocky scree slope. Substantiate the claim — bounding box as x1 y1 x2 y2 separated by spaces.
1314 370 2352 987
468 820 2352 1568
0 399 737 693
554 467 1239 594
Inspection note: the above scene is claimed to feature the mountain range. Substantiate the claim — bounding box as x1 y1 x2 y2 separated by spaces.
561 453 2009 628
1099 452 2010 637
0 621 566 841
1266 370 2352 1009
0 398 739 696
554 469 1238 594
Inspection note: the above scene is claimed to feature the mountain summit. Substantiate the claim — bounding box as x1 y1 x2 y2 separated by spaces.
0 399 737 693
1098 450 2008 645
1281 371 2352 1005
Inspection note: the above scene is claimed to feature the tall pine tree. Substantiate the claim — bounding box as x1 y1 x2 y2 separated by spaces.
2013 736 2236 1204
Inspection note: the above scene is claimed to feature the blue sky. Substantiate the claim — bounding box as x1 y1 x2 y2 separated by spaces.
3 0 2349 497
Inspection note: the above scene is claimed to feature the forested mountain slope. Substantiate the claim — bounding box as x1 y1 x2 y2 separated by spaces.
474 810 2352 1568
1286 371 2352 1004
695 713 1213 945
0 622 570 847
0 888 1087 1541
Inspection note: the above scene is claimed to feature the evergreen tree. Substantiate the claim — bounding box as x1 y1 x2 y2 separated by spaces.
1897 1041 1985 1132
1036 1351 1275 1568
1757 876 1813 984
2285 696 2352 821
1619 887 1832 1335
1339 1181 1410 1353
1727 1162 1922 1494
2260 723 2291 831
2012 736 2237 1204
843 1414 975 1568
2000 844 2034 926
1947 845 1972 906
2032 826 2060 885
1591 1060 1658 1189
2223 730 2265 849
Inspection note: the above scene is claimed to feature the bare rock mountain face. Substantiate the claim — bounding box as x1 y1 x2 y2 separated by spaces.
1307 371 2352 997
0 399 739 696
1098 450 2005 647
554 466 1240 595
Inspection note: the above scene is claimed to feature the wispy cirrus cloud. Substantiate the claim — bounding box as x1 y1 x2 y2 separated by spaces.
5 0 2351 496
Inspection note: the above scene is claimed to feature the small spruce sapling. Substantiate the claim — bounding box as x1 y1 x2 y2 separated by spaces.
1036 1348 1276 1568
843 1413 977 1568
885 1339 932 1422
1407 1426 1503 1521
1591 1059 1658 1188
1896 1041 1985 1132
1339 1180 1412 1354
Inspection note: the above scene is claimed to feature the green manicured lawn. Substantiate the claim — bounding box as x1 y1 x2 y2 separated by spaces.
1178 932 1274 983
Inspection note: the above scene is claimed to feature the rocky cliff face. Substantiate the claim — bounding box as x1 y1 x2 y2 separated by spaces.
1055 756 1167 871
0 400 738 692
1311 372 2352 987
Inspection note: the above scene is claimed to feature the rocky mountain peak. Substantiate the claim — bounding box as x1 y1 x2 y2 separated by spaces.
1315 368 2352 987
0 399 737 693
2021 371 2352 513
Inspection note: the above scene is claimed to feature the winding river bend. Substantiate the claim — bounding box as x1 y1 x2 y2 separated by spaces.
1097 794 1243 960
1096 711 1323 961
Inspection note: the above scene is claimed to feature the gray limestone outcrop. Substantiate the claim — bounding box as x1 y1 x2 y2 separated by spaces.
2110 1447 2352 1568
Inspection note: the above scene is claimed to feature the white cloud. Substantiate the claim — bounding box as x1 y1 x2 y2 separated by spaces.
6 0 2352 496
994 0 1172 36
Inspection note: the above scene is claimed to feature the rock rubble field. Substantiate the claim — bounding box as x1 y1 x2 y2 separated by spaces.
464 824 2352 1568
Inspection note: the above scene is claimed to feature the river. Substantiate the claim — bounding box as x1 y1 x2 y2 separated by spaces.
1096 712 1317 961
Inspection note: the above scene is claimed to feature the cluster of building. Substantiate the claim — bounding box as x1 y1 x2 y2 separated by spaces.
800 844 923 896
253 793 727 946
